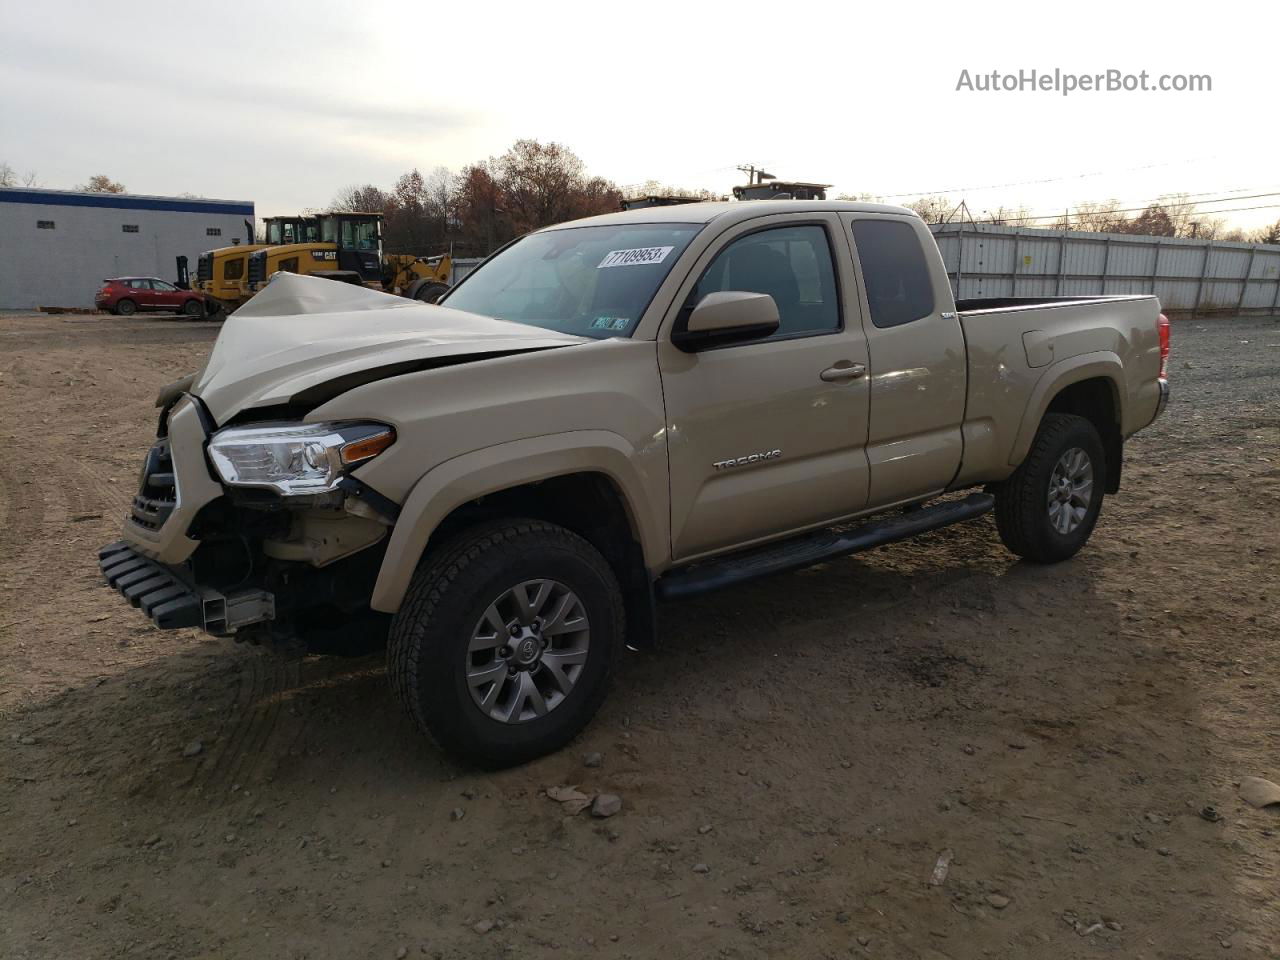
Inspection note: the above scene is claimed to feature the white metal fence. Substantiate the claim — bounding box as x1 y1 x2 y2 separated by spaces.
929 223 1280 316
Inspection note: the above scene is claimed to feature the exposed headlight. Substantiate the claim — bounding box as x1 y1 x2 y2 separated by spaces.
207 421 395 496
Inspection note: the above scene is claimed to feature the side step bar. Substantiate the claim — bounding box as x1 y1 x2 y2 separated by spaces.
655 492 995 600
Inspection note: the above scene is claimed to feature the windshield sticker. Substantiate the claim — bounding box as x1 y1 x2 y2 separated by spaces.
591 316 630 331
597 246 674 269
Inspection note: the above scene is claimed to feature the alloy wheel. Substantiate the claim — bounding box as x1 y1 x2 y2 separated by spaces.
466 579 590 723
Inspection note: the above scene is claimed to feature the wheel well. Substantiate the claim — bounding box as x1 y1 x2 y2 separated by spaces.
1045 377 1122 493
429 473 656 648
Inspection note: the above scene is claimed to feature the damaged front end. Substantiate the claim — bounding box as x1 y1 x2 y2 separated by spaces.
100 394 399 654
99 273 588 653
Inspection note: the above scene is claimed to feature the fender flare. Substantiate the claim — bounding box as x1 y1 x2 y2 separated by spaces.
1008 351 1123 466
370 430 662 613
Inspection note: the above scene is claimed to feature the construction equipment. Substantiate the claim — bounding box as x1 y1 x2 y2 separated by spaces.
620 195 705 211
194 215 316 313
244 212 452 304
732 167 831 201
732 179 831 201
383 253 453 302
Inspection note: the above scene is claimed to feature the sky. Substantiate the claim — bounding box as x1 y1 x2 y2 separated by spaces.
2 0 1278 231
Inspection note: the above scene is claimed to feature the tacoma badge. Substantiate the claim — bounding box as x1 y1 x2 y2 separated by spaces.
713 449 782 471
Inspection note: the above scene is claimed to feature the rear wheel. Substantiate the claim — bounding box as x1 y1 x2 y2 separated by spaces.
994 413 1106 563
115 298 137 316
388 519 623 768
181 299 204 318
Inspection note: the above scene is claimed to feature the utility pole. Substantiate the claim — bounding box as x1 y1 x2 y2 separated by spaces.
736 165 774 185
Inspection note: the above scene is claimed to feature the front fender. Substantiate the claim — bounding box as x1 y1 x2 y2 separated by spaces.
370 430 664 613
1008 351 1122 466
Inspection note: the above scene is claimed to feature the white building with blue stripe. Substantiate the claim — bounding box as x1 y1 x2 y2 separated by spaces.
0 187 255 309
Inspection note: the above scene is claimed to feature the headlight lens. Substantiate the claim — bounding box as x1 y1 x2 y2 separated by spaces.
207 421 394 495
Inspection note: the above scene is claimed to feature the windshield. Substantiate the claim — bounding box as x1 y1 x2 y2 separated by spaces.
440 223 702 338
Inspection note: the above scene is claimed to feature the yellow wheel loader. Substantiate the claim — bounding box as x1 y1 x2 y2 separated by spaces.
194 216 317 314
243 212 452 304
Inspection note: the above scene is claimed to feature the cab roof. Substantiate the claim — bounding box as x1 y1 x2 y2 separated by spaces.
542 199 917 231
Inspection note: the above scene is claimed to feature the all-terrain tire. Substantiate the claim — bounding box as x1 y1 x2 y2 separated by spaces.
993 413 1106 563
387 518 624 768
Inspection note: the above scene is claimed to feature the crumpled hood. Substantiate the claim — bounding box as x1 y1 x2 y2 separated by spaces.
192 273 588 423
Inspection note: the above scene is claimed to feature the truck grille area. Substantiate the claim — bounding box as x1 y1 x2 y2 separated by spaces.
131 440 177 531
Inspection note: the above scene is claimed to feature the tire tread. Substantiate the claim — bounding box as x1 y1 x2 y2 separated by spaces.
994 413 1104 563
387 518 623 766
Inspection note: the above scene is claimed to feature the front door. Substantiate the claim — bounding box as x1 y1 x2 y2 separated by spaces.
658 215 872 562
126 278 157 308
149 279 182 309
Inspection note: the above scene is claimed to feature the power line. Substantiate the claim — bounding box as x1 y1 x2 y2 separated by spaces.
943 191 1280 225
873 155 1225 199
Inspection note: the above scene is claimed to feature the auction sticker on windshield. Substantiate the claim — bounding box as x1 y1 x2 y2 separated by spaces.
598 246 674 268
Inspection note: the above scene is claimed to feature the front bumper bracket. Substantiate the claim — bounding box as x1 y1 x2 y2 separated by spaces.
98 541 275 634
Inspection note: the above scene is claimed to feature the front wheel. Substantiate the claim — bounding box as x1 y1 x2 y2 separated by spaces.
387 519 624 768
993 413 1106 563
412 281 450 303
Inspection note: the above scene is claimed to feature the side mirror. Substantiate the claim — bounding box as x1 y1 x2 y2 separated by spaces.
672 290 780 351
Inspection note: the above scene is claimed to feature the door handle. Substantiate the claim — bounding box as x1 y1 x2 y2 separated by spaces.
820 361 866 382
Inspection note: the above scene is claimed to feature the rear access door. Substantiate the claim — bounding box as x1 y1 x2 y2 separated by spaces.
841 214 967 506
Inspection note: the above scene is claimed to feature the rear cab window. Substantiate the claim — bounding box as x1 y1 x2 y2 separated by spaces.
849 219 935 328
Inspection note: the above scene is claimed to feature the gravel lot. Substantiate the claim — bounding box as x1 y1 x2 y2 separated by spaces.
1 310 1277 959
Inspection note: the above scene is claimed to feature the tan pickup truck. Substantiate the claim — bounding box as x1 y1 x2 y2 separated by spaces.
100 200 1170 766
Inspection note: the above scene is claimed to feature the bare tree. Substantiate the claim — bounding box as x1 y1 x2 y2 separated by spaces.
1111 204 1177 237
491 140 619 235
1253 219 1280 245
423 166 456 242
332 184 391 213
898 196 955 223
78 174 126 193
984 205 1035 226
626 180 718 201
0 161 39 187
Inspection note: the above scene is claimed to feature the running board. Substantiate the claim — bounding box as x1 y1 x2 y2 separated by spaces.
655 493 995 600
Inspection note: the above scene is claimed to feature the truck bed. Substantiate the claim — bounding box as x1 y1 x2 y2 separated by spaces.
949 293 1164 488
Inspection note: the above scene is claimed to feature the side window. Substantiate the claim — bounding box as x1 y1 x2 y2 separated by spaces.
690 224 840 339
223 257 244 281
850 220 935 328
128 279 148 289
153 280 176 292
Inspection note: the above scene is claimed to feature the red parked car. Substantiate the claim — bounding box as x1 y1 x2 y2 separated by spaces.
95 277 210 318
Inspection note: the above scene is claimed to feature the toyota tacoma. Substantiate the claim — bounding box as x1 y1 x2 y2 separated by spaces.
99 200 1170 766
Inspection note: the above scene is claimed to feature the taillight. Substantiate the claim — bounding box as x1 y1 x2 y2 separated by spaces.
1157 313 1170 379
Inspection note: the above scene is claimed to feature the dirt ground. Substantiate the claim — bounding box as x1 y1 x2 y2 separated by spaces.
1 310 1277 960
